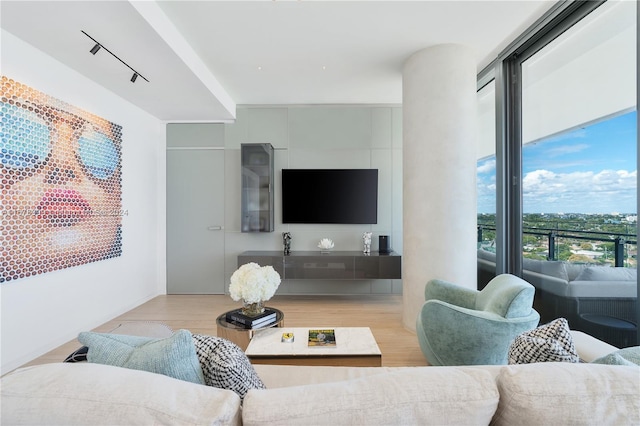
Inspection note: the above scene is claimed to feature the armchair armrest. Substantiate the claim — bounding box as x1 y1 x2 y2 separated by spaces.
425 279 477 310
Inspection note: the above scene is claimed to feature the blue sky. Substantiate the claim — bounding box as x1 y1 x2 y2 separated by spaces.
477 110 637 214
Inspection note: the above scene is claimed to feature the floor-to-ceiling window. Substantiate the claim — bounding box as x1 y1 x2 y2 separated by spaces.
479 0 637 347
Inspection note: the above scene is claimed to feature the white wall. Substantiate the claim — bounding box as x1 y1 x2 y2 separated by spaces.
0 30 166 375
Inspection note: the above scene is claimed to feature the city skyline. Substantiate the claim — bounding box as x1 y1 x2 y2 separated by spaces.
477 110 637 214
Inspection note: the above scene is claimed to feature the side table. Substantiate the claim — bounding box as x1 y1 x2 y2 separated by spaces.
216 307 284 351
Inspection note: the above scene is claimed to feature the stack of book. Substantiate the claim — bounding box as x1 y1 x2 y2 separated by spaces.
225 308 277 329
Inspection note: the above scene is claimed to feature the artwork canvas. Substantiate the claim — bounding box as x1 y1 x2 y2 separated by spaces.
1 76 123 283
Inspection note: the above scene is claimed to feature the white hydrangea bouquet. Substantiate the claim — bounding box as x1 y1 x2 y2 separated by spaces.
229 262 281 316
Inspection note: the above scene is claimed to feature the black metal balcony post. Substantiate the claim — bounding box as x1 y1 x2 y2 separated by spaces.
614 237 626 267
548 231 556 261
478 226 483 243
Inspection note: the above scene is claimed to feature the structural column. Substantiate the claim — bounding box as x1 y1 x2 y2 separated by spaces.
402 44 478 330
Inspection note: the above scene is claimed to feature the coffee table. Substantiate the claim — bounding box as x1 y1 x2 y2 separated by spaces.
245 327 382 367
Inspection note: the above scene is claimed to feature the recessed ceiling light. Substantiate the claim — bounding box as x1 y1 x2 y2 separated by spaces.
257 66 263 71
322 65 326 70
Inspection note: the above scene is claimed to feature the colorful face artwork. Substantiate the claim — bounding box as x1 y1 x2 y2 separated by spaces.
1 76 123 283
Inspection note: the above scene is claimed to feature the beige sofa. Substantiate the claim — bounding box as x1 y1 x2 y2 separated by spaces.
2 331 638 426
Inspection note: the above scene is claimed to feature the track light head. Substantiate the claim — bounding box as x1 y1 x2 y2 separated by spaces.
89 43 101 55
131 73 138 83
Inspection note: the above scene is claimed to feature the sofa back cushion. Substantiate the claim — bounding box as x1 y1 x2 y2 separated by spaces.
564 263 586 281
522 258 569 281
491 363 640 426
0 362 241 425
574 266 637 282
243 367 499 426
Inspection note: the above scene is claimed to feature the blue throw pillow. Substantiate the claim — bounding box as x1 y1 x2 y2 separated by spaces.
591 346 640 366
78 329 205 385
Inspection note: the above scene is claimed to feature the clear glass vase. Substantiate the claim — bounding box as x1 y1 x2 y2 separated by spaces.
242 299 265 317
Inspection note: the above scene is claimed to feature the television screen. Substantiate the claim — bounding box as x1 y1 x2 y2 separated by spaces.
282 169 378 224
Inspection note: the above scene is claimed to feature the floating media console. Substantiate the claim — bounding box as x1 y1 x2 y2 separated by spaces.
237 251 401 280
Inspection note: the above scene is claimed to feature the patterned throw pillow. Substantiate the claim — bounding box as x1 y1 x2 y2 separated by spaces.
63 346 88 363
192 334 266 400
508 318 579 364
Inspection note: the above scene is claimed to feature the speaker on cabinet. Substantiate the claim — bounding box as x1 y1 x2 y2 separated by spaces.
379 235 392 254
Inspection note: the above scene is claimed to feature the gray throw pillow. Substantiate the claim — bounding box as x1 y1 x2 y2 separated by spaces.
591 346 640 366
508 318 579 364
192 334 266 400
78 329 205 384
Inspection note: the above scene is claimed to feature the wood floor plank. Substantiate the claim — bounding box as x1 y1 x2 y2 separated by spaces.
20 294 429 369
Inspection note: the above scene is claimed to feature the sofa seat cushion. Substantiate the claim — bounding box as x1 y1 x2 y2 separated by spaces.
509 318 579 364
242 367 499 426
0 362 241 425
570 330 620 362
567 280 637 298
491 363 640 426
78 329 205 385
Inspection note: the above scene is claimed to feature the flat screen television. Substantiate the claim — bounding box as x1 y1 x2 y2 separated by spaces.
282 169 378 224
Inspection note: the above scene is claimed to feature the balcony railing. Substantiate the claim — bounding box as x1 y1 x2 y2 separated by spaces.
477 224 637 267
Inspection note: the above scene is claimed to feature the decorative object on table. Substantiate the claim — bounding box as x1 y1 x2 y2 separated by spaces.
308 329 336 347
362 232 372 254
318 238 335 252
282 232 292 254
378 235 391 253
229 263 281 317
281 332 295 343
225 308 278 329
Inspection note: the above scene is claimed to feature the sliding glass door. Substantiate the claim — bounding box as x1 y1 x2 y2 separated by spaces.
478 0 637 347
519 0 637 347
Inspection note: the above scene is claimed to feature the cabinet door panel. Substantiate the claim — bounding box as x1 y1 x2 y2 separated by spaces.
167 150 225 294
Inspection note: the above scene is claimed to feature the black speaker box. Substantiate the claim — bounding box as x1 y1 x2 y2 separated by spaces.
379 235 391 254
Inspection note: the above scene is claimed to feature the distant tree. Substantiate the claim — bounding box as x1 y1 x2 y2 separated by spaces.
557 243 573 261
568 254 596 264
524 252 547 261
579 242 593 250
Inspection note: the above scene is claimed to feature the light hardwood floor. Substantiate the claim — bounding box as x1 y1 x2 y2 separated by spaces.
23 294 429 369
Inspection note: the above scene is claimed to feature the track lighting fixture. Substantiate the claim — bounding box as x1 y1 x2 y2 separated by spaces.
81 30 149 83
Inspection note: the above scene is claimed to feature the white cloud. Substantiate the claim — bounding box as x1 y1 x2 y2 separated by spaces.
477 159 496 174
522 168 637 213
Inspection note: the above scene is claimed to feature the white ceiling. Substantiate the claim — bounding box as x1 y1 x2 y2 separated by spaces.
1 1 555 122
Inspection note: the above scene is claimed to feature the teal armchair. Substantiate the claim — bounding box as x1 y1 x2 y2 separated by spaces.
416 274 540 366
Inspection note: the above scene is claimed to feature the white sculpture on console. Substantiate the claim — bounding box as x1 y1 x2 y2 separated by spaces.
363 232 372 254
